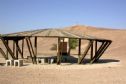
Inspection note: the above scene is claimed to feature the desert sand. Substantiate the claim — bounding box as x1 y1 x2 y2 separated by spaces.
0 25 126 84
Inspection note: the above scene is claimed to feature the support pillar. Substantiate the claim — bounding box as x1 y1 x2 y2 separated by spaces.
22 39 24 58
26 37 34 64
68 38 71 56
34 37 37 64
6 40 9 59
95 40 97 55
13 40 15 58
15 40 19 59
57 37 61 65
78 39 81 63
90 40 93 60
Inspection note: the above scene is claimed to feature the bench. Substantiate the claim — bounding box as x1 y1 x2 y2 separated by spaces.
14 59 23 67
6 60 14 66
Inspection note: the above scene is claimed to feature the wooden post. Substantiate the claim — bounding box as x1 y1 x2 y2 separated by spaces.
1 38 15 59
34 37 37 64
0 48 8 60
22 39 24 58
61 38 64 55
68 38 71 56
95 40 97 55
57 37 61 65
27 37 37 64
13 40 15 58
28 38 35 56
90 41 106 63
95 41 112 61
15 41 24 59
29 38 36 64
90 40 93 60
6 40 9 59
78 39 81 63
78 39 81 55
78 40 92 64
34 37 37 56
26 38 34 64
16 40 19 59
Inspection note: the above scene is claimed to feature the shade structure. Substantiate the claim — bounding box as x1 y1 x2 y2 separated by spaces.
0 28 112 65
1 29 109 41
2 29 83 37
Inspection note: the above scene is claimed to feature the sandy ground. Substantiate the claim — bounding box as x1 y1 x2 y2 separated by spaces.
0 55 126 84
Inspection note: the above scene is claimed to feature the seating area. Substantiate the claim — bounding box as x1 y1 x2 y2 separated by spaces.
37 57 55 64
6 59 23 67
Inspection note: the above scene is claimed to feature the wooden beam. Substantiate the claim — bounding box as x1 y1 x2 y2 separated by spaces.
25 37 37 64
0 48 8 60
1 38 15 59
90 40 93 60
22 39 24 58
78 39 81 63
13 40 15 57
28 37 37 64
78 39 81 55
95 40 97 55
26 38 34 64
15 40 24 59
60 38 64 56
78 40 92 64
68 38 71 56
6 40 9 59
57 37 61 65
15 41 19 59
90 41 105 63
34 37 37 64
34 37 37 56
28 38 35 56
90 41 112 63
95 41 112 61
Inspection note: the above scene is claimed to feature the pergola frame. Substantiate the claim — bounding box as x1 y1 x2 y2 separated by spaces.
0 36 112 65
0 29 112 65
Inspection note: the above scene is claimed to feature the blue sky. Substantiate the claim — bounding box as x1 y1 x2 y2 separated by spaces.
0 0 126 34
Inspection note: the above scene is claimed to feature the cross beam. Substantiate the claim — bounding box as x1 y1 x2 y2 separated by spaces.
26 37 37 64
0 48 8 60
15 40 24 59
78 40 93 64
90 40 112 63
1 38 16 59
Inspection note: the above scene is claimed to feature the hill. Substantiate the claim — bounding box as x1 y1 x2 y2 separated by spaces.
65 25 126 61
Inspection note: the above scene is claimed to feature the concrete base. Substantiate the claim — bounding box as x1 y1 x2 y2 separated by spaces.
48 58 54 64
40 59 45 64
37 58 45 64
6 60 14 66
14 60 23 67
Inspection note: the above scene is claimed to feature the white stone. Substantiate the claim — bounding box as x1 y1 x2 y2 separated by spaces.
37 58 45 64
6 60 14 66
40 59 45 64
14 59 23 67
48 58 54 64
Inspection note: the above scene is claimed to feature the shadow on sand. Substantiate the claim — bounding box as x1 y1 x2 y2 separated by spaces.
0 56 120 66
61 55 120 64
0 63 5 66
